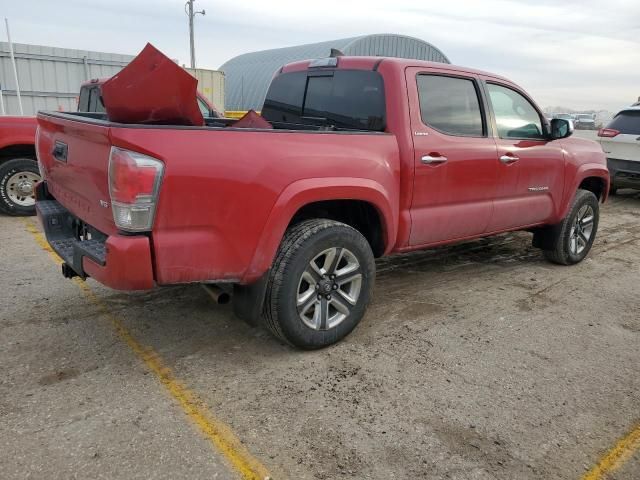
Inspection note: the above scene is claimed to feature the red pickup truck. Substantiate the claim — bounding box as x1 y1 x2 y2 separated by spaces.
35 50 609 349
0 81 219 216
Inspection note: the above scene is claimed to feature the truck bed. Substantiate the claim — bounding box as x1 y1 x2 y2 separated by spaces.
36 110 399 288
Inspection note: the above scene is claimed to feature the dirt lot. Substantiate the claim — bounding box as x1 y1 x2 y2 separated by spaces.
1 190 639 480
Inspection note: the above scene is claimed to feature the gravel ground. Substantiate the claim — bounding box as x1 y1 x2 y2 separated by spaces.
1 189 639 480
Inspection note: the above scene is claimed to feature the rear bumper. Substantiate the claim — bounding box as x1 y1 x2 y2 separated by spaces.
36 186 154 290
608 157 640 189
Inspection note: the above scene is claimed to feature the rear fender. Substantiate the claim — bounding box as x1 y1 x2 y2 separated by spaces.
243 177 397 283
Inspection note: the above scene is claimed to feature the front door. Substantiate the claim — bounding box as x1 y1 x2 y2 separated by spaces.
407 68 499 246
483 81 565 231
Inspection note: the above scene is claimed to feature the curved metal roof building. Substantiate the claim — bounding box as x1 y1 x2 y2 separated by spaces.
220 33 450 111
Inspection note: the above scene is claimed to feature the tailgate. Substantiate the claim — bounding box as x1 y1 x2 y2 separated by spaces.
37 112 117 235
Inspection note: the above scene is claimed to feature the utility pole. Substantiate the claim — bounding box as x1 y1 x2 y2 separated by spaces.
185 0 205 69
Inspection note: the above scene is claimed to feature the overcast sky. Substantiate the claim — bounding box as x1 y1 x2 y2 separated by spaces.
3 0 639 112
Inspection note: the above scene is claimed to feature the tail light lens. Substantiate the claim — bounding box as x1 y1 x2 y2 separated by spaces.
597 128 620 138
108 146 164 232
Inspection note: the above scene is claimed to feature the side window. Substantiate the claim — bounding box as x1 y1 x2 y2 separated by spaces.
487 83 543 139
416 74 484 137
78 87 90 112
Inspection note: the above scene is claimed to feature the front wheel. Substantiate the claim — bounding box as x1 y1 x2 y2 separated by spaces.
263 219 375 349
543 189 599 265
0 158 41 216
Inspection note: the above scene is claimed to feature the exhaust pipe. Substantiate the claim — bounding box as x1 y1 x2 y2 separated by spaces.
201 284 231 305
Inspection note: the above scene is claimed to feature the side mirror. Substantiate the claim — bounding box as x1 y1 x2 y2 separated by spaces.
550 118 574 140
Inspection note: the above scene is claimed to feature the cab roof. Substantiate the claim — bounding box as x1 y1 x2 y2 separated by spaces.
281 56 512 83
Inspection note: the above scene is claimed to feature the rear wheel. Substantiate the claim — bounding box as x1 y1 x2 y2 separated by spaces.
543 189 599 265
263 219 375 349
0 158 41 216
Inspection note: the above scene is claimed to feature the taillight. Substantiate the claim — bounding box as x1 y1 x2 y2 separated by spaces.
108 146 164 232
597 128 620 138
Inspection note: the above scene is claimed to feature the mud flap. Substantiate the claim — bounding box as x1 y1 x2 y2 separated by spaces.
532 223 563 250
232 271 270 327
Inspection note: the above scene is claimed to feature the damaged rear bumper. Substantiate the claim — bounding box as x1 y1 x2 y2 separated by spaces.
36 184 155 290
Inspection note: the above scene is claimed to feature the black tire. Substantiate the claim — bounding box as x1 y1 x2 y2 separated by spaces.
263 219 375 349
543 189 599 265
0 158 40 216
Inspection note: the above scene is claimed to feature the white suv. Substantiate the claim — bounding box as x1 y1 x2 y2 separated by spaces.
598 106 640 194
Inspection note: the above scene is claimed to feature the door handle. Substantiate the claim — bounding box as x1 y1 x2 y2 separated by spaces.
421 154 448 165
499 154 519 164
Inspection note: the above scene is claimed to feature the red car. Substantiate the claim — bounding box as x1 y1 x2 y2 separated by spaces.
35 46 609 348
0 80 219 216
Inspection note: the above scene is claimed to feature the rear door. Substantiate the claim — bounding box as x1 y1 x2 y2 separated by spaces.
483 81 565 231
407 68 499 246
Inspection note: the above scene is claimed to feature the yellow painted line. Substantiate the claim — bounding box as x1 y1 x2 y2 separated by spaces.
22 219 273 480
582 424 640 480
23 220 63 265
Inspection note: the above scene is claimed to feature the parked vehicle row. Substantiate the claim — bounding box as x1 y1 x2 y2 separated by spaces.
34 45 609 348
550 112 597 130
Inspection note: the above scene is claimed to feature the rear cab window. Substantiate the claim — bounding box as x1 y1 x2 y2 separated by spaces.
78 86 105 113
261 69 386 131
607 110 640 134
416 74 485 136
78 86 90 112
